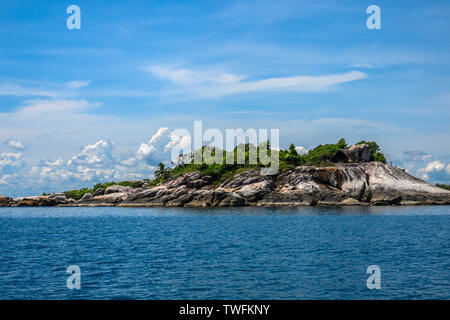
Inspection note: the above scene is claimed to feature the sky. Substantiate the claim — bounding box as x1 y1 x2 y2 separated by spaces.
0 0 449 196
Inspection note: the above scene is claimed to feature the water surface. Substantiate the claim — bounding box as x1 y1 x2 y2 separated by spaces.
0 206 449 299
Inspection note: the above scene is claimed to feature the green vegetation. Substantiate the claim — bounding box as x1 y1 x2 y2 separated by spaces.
64 188 92 200
63 180 144 200
150 143 271 186
303 138 348 166
152 138 387 183
278 138 351 167
61 138 387 199
355 140 387 163
436 184 450 191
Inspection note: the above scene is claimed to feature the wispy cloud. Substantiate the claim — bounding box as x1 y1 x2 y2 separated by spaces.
351 64 378 69
14 99 102 117
147 66 244 85
0 80 92 98
146 65 367 99
65 80 92 90
0 84 57 98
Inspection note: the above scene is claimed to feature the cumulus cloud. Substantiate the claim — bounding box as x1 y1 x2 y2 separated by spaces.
32 140 126 185
25 128 190 193
67 140 115 168
0 126 194 195
0 152 24 172
137 127 190 165
0 153 25 185
295 146 308 155
422 161 445 172
146 65 367 99
119 157 138 167
4 139 26 151
417 160 450 183
38 158 64 167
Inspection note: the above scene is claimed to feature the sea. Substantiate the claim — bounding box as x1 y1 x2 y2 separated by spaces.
0 206 449 299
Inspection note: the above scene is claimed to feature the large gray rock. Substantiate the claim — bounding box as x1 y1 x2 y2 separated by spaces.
164 176 186 189
185 189 245 207
93 188 105 196
165 193 193 207
123 188 160 203
333 144 372 163
46 193 70 204
235 179 274 202
0 196 13 207
184 171 202 181
221 169 262 188
80 193 92 201
258 162 450 206
77 192 128 206
105 185 133 195
12 196 59 207
187 179 208 188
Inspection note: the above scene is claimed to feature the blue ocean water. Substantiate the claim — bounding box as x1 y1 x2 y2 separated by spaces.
0 206 449 300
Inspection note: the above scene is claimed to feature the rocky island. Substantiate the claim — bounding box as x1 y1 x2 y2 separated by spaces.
1 140 449 207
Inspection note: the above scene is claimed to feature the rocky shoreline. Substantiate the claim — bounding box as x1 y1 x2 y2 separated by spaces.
1 162 449 208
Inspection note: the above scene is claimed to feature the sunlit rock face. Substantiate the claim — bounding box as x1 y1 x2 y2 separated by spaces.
270 162 450 206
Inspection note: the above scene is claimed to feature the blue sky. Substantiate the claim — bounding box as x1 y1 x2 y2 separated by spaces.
0 0 449 195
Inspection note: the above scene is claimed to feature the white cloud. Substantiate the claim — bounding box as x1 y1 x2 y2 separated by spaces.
136 127 188 165
423 160 445 172
119 157 138 167
295 146 308 155
396 151 450 184
0 153 25 185
0 152 24 171
351 64 377 69
216 71 367 95
0 84 57 98
67 140 115 168
15 99 102 117
0 80 92 98
38 158 64 167
4 139 26 151
147 65 367 99
417 160 450 183
147 65 244 85
25 129 189 192
30 139 150 188
65 80 91 90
